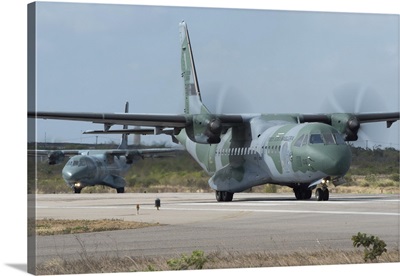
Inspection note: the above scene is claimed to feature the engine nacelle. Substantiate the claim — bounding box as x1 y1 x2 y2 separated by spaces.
48 150 65 165
330 113 360 141
186 114 222 144
125 152 142 164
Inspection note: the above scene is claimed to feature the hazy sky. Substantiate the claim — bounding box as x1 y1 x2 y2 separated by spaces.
30 2 399 148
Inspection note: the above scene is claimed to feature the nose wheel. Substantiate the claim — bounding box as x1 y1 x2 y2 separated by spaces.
315 187 329 201
216 191 234 202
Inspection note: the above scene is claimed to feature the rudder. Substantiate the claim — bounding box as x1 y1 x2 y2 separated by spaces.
179 21 210 115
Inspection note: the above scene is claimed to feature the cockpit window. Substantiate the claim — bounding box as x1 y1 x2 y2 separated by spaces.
323 133 336 145
295 131 346 147
78 159 87 167
294 134 304 147
334 133 346 145
66 158 88 167
301 134 309 147
309 134 324 144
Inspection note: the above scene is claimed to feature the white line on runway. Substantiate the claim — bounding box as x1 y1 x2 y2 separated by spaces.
161 207 399 216
36 205 399 216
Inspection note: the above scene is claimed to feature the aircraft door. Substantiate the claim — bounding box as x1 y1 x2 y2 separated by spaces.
280 142 292 174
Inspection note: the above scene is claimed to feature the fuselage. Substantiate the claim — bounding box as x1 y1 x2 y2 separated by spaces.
176 118 351 193
61 151 131 190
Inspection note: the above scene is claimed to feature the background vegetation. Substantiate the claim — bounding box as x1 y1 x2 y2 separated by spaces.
28 143 399 194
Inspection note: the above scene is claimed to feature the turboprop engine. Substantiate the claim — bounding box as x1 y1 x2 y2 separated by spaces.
125 151 143 164
330 113 360 141
185 114 222 144
48 150 65 165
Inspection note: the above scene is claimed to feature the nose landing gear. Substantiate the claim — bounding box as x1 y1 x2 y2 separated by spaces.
315 187 329 201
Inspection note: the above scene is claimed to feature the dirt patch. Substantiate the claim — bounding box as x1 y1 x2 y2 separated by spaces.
35 218 160 236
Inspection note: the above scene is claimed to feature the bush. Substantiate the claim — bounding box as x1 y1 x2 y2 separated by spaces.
390 173 399 182
167 250 208 270
351 232 387 262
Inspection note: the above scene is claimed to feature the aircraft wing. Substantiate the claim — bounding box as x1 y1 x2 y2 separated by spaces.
28 110 398 143
28 149 81 157
300 112 400 141
28 111 188 128
300 112 399 125
29 147 184 165
28 111 244 127
101 147 184 157
28 111 245 144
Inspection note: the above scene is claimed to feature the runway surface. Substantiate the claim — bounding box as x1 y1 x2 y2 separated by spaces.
31 192 400 264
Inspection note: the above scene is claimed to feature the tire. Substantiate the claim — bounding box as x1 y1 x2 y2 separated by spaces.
216 191 223 202
304 189 312 200
294 188 311 200
322 189 329 201
315 188 323 201
216 191 233 202
116 187 125 193
222 191 234 202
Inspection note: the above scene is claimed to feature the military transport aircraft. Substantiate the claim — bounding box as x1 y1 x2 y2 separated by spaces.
32 102 181 193
28 21 399 201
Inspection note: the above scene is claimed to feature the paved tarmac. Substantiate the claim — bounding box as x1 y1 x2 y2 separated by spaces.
30 192 400 264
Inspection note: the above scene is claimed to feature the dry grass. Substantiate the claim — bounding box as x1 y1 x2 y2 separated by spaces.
35 218 160 236
36 248 399 275
34 215 399 274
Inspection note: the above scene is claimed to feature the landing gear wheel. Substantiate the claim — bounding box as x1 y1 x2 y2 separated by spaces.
74 187 82 194
215 191 234 202
216 191 223 202
116 187 125 193
315 188 323 201
222 191 234 202
316 188 329 201
322 188 329 201
294 188 312 200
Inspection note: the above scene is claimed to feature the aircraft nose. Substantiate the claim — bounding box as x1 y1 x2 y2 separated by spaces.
308 145 351 176
62 166 89 182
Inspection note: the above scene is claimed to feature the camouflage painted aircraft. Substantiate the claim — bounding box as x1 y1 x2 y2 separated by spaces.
28 22 399 201
32 102 181 193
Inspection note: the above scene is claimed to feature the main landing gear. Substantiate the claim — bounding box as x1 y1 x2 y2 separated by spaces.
293 187 312 200
216 191 234 202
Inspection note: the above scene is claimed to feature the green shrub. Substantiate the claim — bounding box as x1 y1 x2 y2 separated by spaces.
365 174 377 183
390 173 399 182
167 250 208 270
351 232 387 262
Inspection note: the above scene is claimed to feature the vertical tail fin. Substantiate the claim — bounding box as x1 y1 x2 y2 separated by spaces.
179 21 210 115
117 102 129 149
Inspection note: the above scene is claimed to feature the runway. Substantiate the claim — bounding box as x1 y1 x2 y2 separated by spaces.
31 192 400 264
